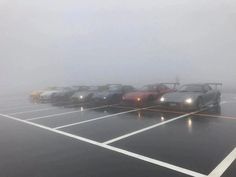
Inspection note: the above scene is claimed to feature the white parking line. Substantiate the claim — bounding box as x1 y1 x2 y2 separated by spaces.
8 107 62 115
26 105 115 121
8 102 88 115
208 147 236 177
221 101 236 104
53 105 159 130
103 110 202 145
0 104 48 112
0 113 206 177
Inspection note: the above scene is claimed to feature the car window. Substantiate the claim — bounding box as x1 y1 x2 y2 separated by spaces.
109 85 122 91
158 85 168 91
203 85 212 92
140 85 152 91
88 86 99 91
179 85 203 92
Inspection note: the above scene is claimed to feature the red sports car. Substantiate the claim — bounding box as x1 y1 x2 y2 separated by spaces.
122 83 178 106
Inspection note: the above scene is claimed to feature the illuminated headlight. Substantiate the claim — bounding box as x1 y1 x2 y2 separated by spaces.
160 97 165 102
137 98 141 102
185 98 193 104
80 95 83 99
103 97 107 99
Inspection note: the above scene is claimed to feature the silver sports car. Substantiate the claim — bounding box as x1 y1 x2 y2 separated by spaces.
159 83 222 110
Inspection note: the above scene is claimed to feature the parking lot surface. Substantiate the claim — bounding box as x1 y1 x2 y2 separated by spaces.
0 93 235 177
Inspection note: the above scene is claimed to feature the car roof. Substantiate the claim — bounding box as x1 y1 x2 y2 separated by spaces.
182 83 207 86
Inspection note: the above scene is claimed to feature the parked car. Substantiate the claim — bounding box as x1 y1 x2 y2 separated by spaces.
92 84 135 104
71 86 106 104
30 90 44 102
122 83 178 106
159 83 222 110
51 86 89 104
39 87 64 103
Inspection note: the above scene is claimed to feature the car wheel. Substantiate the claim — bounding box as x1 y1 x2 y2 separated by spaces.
197 97 204 110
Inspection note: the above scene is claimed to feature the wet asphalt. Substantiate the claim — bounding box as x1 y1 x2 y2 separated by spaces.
0 93 235 177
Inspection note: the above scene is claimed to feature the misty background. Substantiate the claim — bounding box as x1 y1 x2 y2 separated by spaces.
1 0 236 95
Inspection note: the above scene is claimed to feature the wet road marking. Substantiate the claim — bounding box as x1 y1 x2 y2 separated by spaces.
0 113 206 177
112 104 161 110
8 102 89 115
9 107 65 115
221 101 236 104
25 104 117 121
208 147 236 177
0 100 90 112
0 104 48 112
53 105 159 130
103 110 202 145
147 108 236 120
147 108 186 114
196 114 236 120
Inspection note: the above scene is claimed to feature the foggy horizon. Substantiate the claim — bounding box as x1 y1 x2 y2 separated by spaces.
1 0 236 94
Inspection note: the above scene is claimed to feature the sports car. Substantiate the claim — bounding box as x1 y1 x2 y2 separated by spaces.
92 84 135 104
71 86 105 104
30 90 44 102
51 86 88 104
159 83 222 110
39 87 64 103
122 83 178 106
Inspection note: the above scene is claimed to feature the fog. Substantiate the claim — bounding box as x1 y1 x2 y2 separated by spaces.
1 0 236 94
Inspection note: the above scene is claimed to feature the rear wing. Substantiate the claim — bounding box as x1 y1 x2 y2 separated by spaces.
206 83 223 91
160 82 180 89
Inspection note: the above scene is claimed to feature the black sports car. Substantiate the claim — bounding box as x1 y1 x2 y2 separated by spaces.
159 83 222 111
71 86 106 104
51 86 88 104
92 84 135 104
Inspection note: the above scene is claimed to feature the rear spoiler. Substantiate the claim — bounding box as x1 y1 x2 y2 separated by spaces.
160 83 180 89
205 83 223 90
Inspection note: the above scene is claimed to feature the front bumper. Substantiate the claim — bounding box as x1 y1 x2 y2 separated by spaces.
160 102 197 111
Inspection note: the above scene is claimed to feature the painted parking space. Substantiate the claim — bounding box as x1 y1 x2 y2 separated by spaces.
111 114 236 175
0 116 189 177
60 111 183 142
30 106 133 128
11 106 84 119
0 94 235 177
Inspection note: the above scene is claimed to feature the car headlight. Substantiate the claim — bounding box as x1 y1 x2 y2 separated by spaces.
80 95 83 99
103 97 107 99
160 97 165 102
185 98 193 104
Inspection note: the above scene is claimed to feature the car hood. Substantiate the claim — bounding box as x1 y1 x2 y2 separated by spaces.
53 90 74 96
41 90 60 97
123 91 156 99
93 91 120 98
162 92 203 102
30 90 43 96
72 91 93 98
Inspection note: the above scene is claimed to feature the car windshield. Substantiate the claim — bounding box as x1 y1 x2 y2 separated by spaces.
88 86 99 91
109 85 122 91
140 85 154 91
179 85 203 92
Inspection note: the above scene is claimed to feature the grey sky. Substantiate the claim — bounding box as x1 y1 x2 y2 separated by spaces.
1 0 236 93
